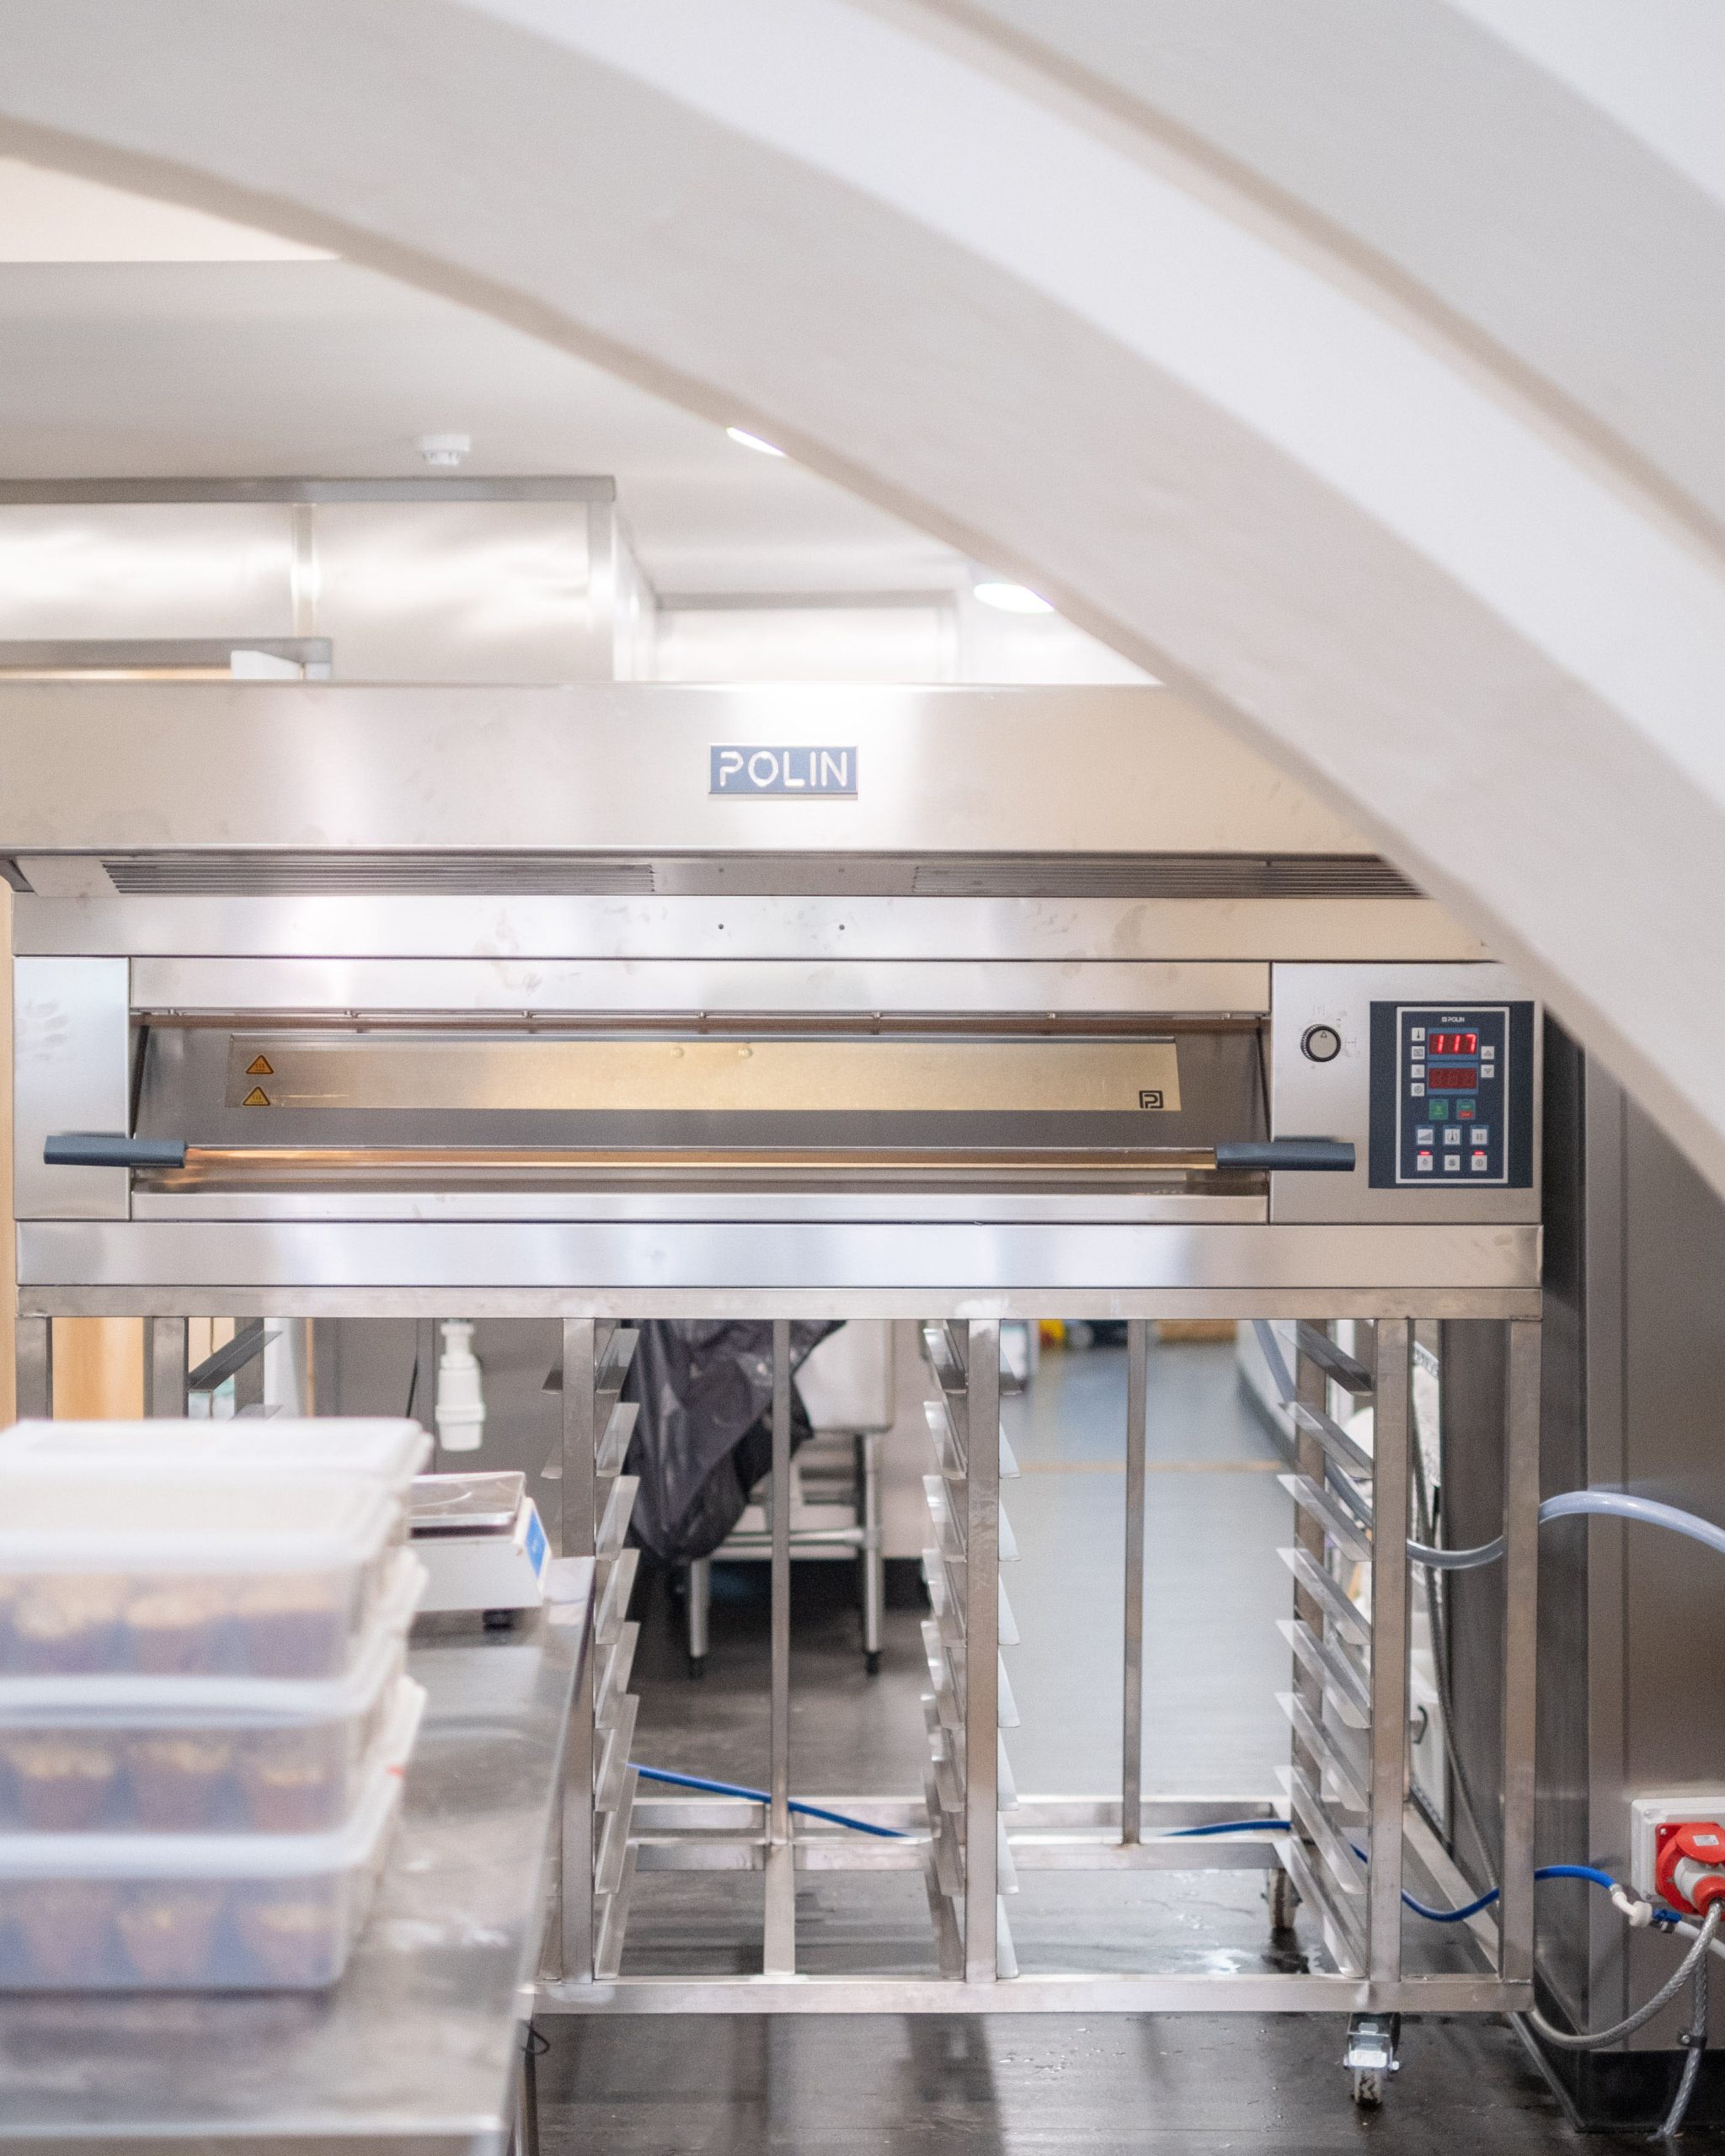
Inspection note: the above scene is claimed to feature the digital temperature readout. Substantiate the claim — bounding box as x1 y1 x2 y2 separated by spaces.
1428 1067 1477 1090
1429 1032 1477 1055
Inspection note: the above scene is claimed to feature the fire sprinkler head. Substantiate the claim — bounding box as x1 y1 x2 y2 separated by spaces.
417 433 472 469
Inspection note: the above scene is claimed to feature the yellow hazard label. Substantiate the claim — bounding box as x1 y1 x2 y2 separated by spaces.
245 1054 274 1077
242 1086 271 1107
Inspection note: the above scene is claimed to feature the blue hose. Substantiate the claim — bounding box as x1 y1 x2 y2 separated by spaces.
1169 1818 1290 1838
1174 1824 1661 1928
1334 1846 1660 1924
1398 1863 1619 1924
633 1764 908 1838
631 1790 1680 1929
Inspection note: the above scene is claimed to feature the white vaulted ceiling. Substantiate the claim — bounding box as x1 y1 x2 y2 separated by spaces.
4 3 1725 1198
0 160 964 601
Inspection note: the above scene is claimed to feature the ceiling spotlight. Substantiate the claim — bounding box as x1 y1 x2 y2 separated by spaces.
417 433 472 468
726 426 787 457
971 574 1053 614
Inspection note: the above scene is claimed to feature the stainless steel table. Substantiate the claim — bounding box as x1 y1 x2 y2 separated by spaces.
0 1558 593 2155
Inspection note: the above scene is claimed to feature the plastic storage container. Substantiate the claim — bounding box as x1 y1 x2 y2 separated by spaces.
0 1680 423 1990
0 1420 429 1513
0 1552 422 1835
0 1477 400 1682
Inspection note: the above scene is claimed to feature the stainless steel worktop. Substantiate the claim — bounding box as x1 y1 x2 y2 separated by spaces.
0 1559 592 2154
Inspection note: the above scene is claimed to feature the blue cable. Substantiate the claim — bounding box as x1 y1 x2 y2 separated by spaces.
1168 1823 1671 1929
1336 1845 1663 1924
633 1764 908 1838
1403 1863 1681 1925
1168 1817 1291 1838
628 1789 1685 1930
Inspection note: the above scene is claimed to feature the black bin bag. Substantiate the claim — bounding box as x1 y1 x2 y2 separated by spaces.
622 1320 841 1563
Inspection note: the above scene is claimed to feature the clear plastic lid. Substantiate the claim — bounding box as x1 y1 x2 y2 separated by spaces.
0 1476 396 1575
0 1550 424 1726
0 1678 422 1880
0 1420 429 1494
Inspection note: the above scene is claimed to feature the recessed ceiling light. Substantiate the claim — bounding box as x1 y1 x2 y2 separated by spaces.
971 575 1053 614
726 426 787 457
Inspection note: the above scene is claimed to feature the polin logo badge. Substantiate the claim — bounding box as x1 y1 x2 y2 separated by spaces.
710 744 857 797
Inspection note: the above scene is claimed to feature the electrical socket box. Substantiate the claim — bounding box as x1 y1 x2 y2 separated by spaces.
1631 1794 1725 1904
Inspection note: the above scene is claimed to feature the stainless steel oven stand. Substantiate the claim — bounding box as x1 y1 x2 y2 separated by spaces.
16 1295 1541 2065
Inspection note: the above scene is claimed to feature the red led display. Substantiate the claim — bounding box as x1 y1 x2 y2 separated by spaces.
1428 1066 1477 1090
1429 1032 1478 1055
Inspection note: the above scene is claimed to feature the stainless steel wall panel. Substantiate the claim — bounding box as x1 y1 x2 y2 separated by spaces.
0 505 296 643
1580 1065 1632 2041
0 480 624 686
307 500 607 682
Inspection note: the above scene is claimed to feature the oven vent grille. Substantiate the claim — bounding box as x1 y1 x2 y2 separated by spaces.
5 850 1421 900
99 853 656 896
909 856 1418 899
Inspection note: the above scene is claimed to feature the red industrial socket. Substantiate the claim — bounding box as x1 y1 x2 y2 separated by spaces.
1654 1822 1725 1915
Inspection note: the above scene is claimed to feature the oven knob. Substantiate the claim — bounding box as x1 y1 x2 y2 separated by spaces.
1301 1024 1343 1064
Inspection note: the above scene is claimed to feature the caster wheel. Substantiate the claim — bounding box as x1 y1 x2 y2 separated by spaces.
1344 2011 1400 2105
864 1650 882 1677
1351 2068 1386 2110
687 1653 707 1679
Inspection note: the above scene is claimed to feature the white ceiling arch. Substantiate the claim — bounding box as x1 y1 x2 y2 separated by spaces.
3 0 1725 1189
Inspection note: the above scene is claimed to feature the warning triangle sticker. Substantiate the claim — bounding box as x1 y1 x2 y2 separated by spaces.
242 1086 271 1107
245 1054 274 1076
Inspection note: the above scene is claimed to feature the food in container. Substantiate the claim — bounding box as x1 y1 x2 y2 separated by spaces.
0 1553 421 1835
0 1681 421 1990
0 1478 398 1682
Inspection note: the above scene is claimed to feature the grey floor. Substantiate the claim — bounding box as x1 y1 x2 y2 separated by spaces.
537 1337 1644 2150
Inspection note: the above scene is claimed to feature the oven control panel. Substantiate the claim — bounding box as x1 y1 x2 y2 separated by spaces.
1368 1001 1535 1189
1268 964 1540 1225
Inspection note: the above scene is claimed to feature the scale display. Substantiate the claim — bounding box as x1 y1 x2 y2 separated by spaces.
1365 1001 1536 1190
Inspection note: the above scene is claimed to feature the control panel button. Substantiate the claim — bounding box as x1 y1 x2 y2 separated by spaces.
1415 1127 1434 1147
1429 1102 1448 1121
1417 1152 1433 1171
1410 1082 1424 1097
1471 1151 1488 1171
1300 1024 1343 1064
1443 1127 1461 1145
1444 1155 1461 1171
1411 1027 1425 1042
1471 1127 1489 1147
